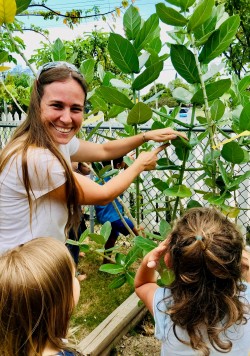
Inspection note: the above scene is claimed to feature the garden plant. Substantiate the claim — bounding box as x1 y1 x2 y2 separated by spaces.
1 0 250 290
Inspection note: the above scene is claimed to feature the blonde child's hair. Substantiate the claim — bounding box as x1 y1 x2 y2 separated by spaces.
0 237 76 355
162 207 248 356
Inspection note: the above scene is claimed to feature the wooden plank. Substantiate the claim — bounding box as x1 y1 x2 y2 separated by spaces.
77 292 147 355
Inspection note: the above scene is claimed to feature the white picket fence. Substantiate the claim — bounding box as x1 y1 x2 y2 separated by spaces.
0 111 26 122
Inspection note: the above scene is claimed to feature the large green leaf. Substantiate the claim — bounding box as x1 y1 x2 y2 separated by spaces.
221 142 245 164
96 87 134 109
108 33 139 74
0 0 16 25
123 5 141 41
100 221 112 242
107 105 125 119
193 6 217 42
52 38 66 61
127 102 152 125
134 236 157 253
134 13 159 52
159 220 171 238
179 0 196 11
15 0 31 14
99 264 125 274
170 45 200 84
187 0 214 32
191 79 231 104
108 274 126 289
239 102 250 131
132 61 163 91
88 233 105 245
210 99 225 122
156 3 187 27
164 185 192 198
199 15 240 64
238 75 250 94
152 177 169 192
0 50 8 64
124 246 141 267
89 94 108 113
80 59 95 84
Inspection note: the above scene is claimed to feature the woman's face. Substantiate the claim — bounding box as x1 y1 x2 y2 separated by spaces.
40 78 85 145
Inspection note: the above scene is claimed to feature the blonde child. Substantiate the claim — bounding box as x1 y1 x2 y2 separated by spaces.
135 207 250 356
0 237 82 355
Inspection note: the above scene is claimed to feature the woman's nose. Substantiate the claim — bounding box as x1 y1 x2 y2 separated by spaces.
60 109 72 123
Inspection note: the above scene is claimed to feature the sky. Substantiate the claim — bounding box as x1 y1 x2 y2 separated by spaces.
14 0 176 86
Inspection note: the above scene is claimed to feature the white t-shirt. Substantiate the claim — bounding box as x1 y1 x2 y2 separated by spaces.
153 283 250 356
0 137 79 253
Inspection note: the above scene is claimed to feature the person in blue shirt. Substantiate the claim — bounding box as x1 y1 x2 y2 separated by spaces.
95 157 141 263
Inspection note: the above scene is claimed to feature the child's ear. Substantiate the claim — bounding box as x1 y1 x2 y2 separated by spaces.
164 252 173 269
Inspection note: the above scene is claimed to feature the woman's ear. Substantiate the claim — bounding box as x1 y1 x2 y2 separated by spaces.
164 252 173 269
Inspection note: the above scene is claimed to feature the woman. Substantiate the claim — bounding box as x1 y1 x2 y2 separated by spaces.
0 61 186 253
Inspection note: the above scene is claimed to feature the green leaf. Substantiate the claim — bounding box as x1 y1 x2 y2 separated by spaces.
134 236 157 253
228 171 250 189
80 59 95 84
126 271 136 286
132 61 163 91
238 75 250 94
108 274 126 289
203 193 225 205
79 228 90 243
96 87 134 109
0 0 16 25
170 45 200 84
156 3 187 27
0 50 8 64
179 0 196 11
221 142 245 164
217 160 230 187
99 264 125 274
159 269 175 285
210 99 225 122
52 38 66 61
108 105 125 119
15 0 31 14
163 185 192 198
187 199 202 209
172 87 193 103
127 102 152 125
152 177 169 192
159 220 171 238
199 15 240 64
187 0 214 32
191 79 231 104
239 102 250 131
134 13 159 52
100 221 112 242
123 5 141 40
125 246 141 267
108 33 139 74
88 233 105 245
89 94 108 113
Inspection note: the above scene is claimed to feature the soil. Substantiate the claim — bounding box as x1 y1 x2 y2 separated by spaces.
111 313 161 356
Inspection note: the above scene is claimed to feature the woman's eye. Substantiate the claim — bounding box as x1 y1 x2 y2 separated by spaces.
72 107 83 113
52 104 62 109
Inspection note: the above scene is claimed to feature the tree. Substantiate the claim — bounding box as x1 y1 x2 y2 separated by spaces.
216 0 250 78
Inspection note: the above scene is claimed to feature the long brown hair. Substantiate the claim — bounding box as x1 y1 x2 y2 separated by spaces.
0 64 88 235
161 207 248 355
0 237 78 355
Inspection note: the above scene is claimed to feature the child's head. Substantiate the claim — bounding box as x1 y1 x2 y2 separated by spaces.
167 207 243 283
0 237 79 355
102 156 125 170
163 207 246 355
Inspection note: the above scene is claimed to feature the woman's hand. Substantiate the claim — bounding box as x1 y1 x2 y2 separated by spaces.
144 128 188 143
134 144 169 171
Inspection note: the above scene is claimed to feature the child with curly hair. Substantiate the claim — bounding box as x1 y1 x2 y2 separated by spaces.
135 207 250 355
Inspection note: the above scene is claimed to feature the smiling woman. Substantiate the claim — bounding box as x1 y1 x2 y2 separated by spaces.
0 61 187 254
